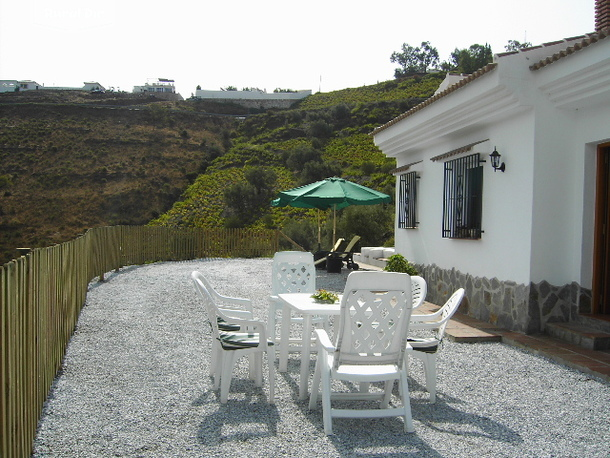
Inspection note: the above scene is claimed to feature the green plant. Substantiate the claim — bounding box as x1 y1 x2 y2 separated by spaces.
384 254 418 275
311 289 339 304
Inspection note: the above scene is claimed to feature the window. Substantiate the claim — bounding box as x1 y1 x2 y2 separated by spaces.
442 153 483 239
398 172 418 228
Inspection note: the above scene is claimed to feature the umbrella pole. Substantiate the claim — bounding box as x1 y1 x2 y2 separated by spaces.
333 205 336 246
317 209 321 251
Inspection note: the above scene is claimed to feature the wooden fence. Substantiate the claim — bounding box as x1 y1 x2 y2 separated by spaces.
0 226 279 457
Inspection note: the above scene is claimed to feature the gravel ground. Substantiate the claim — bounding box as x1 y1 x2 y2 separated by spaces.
33 258 610 457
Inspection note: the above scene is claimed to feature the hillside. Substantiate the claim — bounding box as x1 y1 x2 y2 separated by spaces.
0 74 444 264
151 73 445 250
0 91 240 264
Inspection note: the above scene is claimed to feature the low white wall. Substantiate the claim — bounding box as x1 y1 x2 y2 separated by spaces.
195 89 311 100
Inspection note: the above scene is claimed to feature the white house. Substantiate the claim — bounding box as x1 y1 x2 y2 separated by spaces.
373 18 610 333
133 78 176 94
0 80 104 92
0 80 19 92
0 80 43 92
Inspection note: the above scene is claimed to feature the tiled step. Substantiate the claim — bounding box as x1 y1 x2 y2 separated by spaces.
416 302 502 343
575 314 610 334
546 322 610 350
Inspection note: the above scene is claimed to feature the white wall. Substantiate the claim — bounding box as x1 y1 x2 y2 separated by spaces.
380 37 610 290
195 89 311 100
394 111 536 285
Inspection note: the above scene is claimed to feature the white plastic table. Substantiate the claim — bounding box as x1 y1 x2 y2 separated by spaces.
277 293 341 400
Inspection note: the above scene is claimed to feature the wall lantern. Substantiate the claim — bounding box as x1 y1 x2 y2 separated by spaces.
489 147 505 172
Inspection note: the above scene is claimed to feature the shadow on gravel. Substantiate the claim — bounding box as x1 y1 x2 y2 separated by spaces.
193 384 280 446
411 396 523 443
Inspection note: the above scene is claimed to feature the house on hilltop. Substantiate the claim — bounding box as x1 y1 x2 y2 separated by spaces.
132 78 183 100
372 3 610 336
0 80 104 92
133 78 176 94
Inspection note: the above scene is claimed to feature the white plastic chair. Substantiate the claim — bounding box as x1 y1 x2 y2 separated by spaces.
411 276 427 310
308 271 415 435
191 271 255 377
268 251 325 371
191 271 275 404
407 288 465 403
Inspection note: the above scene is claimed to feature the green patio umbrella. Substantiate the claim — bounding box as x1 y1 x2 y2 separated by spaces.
271 177 391 246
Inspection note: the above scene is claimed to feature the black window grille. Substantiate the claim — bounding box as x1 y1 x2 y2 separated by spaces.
442 153 483 239
398 172 418 229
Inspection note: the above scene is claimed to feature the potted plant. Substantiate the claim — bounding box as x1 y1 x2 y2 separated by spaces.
384 254 418 275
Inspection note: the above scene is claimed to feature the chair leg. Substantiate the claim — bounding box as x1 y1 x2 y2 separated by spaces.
212 345 223 390
268 302 278 343
308 359 321 409
267 347 275 404
422 354 437 403
381 380 394 408
399 369 414 433
247 353 260 386
321 367 333 435
279 305 292 372
220 352 237 403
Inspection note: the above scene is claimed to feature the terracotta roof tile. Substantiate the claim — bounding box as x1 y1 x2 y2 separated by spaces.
530 29 610 70
430 139 489 162
389 160 423 175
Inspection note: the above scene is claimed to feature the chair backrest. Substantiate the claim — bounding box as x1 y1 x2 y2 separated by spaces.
192 270 224 303
343 235 361 253
334 271 413 369
191 271 220 335
330 238 345 252
436 288 465 340
271 251 316 295
411 276 427 309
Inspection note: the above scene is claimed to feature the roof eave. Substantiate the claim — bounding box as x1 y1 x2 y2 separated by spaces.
371 63 498 136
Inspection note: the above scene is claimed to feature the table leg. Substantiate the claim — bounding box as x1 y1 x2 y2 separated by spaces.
299 314 313 400
279 305 291 372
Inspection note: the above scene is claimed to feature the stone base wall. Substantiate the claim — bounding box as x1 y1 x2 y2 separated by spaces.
417 263 592 334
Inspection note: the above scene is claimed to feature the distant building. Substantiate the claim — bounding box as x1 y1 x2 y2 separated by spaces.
132 78 182 100
133 78 176 94
0 80 19 92
0 80 43 92
0 80 104 92
194 88 311 109
41 82 105 92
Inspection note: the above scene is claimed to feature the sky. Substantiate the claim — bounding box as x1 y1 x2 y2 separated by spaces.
0 0 596 97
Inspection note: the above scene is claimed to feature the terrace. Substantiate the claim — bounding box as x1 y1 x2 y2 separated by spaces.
31 257 610 456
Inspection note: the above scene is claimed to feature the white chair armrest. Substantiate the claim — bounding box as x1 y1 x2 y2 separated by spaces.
223 316 270 342
314 328 335 353
220 308 255 320
410 320 443 330
410 311 442 322
217 295 254 313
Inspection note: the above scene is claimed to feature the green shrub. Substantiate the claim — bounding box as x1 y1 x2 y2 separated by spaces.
384 254 418 275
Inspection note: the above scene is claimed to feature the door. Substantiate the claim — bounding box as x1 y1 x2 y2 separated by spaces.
593 143 610 314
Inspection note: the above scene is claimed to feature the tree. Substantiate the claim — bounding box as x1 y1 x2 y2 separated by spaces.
505 39 532 52
391 41 439 77
223 166 277 227
442 43 493 73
